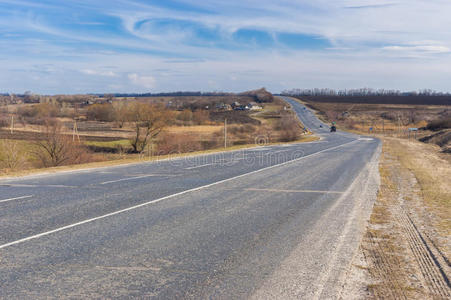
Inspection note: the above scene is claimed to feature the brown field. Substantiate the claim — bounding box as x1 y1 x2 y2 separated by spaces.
0 92 312 174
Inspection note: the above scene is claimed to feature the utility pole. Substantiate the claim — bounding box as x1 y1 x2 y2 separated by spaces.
72 120 80 142
224 118 227 148
10 115 14 134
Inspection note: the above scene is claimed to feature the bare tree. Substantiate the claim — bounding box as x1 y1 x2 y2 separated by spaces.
128 103 172 153
112 102 130 128
33 120 84 167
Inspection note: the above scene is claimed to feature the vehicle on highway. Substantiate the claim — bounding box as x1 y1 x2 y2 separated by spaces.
330 125 337 132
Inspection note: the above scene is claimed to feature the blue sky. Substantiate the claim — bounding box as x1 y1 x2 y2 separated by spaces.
0 0 450 94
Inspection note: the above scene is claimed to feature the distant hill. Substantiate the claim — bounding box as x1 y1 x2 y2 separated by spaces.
239 88 274 103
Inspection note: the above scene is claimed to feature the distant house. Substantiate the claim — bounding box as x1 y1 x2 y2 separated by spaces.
215 103 232 111
231 101 241 109
247 102 263 110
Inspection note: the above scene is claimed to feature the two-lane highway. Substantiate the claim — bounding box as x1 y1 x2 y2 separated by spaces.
0 97 380 299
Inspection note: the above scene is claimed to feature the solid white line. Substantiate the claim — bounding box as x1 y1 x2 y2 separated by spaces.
0 195 33 203
0 139 359 250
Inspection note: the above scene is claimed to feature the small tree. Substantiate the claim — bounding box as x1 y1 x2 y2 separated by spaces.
128 103 172 153
33 120 84 167
0 140 26 170
86 103 115 122
112 102 130 128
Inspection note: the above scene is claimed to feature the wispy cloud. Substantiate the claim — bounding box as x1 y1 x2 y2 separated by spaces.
81 69 117 77
128 73 156 89
0 0 450 93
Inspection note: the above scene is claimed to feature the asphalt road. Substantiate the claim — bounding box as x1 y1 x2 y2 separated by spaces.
0 97 381 299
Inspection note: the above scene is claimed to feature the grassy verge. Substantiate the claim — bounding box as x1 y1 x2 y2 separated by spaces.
382 137 451 235
361 137 450 298
0 135 319 179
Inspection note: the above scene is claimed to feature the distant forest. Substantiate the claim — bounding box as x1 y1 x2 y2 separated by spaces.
282 88 451 97
282 88 451 105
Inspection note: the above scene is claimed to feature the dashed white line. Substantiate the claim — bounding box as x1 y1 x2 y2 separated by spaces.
243 188 344 194
185 163 216 170
100 174 165 185
0 195 33 203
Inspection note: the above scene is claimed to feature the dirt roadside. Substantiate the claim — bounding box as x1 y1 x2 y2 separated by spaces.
342 137 451 299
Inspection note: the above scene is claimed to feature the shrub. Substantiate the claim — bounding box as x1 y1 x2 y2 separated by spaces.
0 140 27 171
33 121 93 167
0 116 9 128
156 132 204 155
192 110 210 125
426 118 451 131
17 103 60 119
86 104 115 122
177 109 193 123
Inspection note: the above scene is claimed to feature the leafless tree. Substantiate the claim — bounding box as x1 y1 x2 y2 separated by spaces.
128 103 173 153
112 102 130 128
33 120 84 167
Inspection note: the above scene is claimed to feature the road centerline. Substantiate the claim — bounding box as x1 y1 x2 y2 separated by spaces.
99 174 173 185
185 163 217 170
242 188 344 194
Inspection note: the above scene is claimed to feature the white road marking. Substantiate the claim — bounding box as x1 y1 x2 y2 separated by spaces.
185 163 216 170
359 138 374 141
243 188 344 194
0 184 76 188
0 139 358 250
100 174 167 185
0 195 33 203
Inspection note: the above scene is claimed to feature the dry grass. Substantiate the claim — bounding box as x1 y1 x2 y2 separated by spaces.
384 137 451 234
0 135 319 179
295 100 447 135
362 149 424 298
361 138 451 299
165 125 223 134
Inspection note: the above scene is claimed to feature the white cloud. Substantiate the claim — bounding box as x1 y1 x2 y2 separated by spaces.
128 73 156 89
2 0 451 94
81 69 117 77
382 45 450 54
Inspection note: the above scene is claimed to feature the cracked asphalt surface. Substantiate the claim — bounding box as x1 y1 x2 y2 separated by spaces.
0 96 381 299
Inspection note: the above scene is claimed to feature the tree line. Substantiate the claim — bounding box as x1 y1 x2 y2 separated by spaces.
282 88 451 97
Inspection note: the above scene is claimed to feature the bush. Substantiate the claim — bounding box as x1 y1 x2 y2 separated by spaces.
86 104 115 122
426 118 451 131
274 115 301 142
157 132 204 155
0 140 27 171
279 128 300 142
177 109 193 123
0 116 9 128
17 103 60 119
33 121 93 167
192 110 210 125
